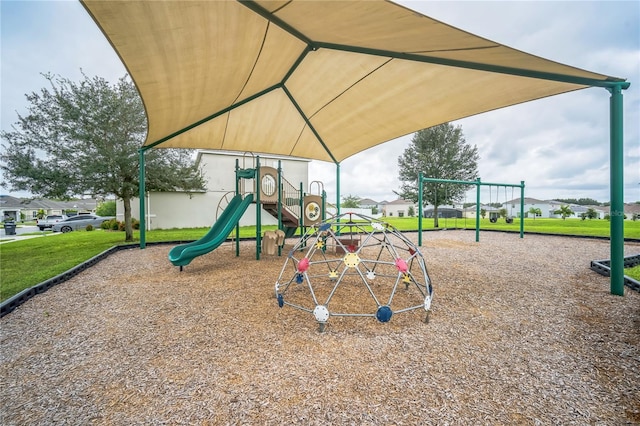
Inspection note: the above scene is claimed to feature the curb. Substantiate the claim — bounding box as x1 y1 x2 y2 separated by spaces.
590 254 640 293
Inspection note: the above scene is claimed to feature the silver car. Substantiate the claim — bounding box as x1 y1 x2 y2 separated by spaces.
51 215 115 233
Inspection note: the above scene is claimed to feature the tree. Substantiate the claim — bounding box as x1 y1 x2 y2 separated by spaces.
553 205 574 220
585 207 598 220
341 194 360 208
1 72 205 241
96 200 117 217
528 207 542 220
396 123 479 227
555 197 601 206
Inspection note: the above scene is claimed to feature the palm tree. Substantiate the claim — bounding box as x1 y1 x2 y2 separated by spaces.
528 207 542 220
553 205 574 220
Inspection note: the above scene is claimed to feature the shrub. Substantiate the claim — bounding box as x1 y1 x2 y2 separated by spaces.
96 200 116 217
86 224 94 231
101 218 118 230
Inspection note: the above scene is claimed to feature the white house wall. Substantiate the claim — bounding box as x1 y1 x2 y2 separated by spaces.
384 202 416 217
117 151 310 230
120 191 280 230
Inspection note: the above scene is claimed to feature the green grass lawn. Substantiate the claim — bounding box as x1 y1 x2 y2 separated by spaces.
384 216 640 239
1 218 639 302
626 264 640 281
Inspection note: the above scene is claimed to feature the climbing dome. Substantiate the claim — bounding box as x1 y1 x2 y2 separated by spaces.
275 212 433 331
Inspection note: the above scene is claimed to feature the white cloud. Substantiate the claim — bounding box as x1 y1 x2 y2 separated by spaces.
2 1 639 202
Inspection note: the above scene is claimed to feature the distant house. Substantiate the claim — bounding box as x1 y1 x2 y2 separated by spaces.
624 203 640 220
459 204 493 219
383 199 416 217
422 206 462 219
545 200 607 219
490 198 619 219
0 195 97 221
0 195 25 221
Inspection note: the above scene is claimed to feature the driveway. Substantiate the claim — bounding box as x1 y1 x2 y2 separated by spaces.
0 225 58 243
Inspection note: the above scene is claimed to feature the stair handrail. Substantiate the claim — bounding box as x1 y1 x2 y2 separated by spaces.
280 174 301 218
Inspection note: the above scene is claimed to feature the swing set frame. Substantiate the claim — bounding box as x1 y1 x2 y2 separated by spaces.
417 174 525 245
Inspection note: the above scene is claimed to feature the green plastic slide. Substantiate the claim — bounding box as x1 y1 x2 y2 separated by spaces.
168 193 254 267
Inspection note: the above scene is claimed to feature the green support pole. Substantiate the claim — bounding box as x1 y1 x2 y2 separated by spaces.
336 163 341 236
418 172 423 246
322 191 326 221
519 181 525 239
235 159 240 257
609 85 625 296
256 157 261 260
336 163 341 217
138 148 146 249
277 160 283 256
475 178 481 242
299 182 304 237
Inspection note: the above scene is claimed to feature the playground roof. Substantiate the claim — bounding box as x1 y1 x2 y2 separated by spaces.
81 0 627 164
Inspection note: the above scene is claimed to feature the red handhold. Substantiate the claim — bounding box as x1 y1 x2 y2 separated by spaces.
298 257 310 273
395 258 408 273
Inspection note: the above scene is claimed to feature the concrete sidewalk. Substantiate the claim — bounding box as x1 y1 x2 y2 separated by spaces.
0 232 61 244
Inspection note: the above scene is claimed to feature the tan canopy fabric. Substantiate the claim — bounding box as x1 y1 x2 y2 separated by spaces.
82 0 626 164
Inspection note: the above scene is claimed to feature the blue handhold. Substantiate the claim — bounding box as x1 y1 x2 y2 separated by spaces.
296 273 304 284
319 223 331 231
277 294 284 308
376 306 393 323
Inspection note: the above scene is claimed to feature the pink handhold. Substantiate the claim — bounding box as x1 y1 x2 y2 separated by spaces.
395 258 408 273
298 257 310 273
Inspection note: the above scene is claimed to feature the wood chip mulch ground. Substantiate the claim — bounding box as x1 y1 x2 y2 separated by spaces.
1 230 639 425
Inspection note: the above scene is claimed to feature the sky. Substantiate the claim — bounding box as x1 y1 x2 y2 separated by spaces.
1 1 639 204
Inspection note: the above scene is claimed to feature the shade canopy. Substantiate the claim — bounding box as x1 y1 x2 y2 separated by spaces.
82 0 626 164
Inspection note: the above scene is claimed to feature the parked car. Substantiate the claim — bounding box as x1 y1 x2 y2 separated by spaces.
51 215 115 233
36 214 68 231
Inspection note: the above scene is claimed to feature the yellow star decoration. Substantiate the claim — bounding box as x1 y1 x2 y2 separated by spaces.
402 274 412 283
315 240 325 249
329 270 338 279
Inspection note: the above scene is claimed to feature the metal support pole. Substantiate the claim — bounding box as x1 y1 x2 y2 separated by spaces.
256 156 261 260
322 191 326 221
475 178 481 242
138 148 146 249
235 159 240 257
609 85 625 296
418 172 423 246
299 182 304 237
278 160 283 256
336 163 341 236
336 163 341 217
519 181 525 239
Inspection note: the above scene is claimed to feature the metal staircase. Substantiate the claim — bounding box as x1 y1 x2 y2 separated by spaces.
261 174 301 237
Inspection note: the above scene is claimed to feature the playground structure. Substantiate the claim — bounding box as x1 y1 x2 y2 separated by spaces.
275 212 434 332
418 175 525 244
169 154 326 269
